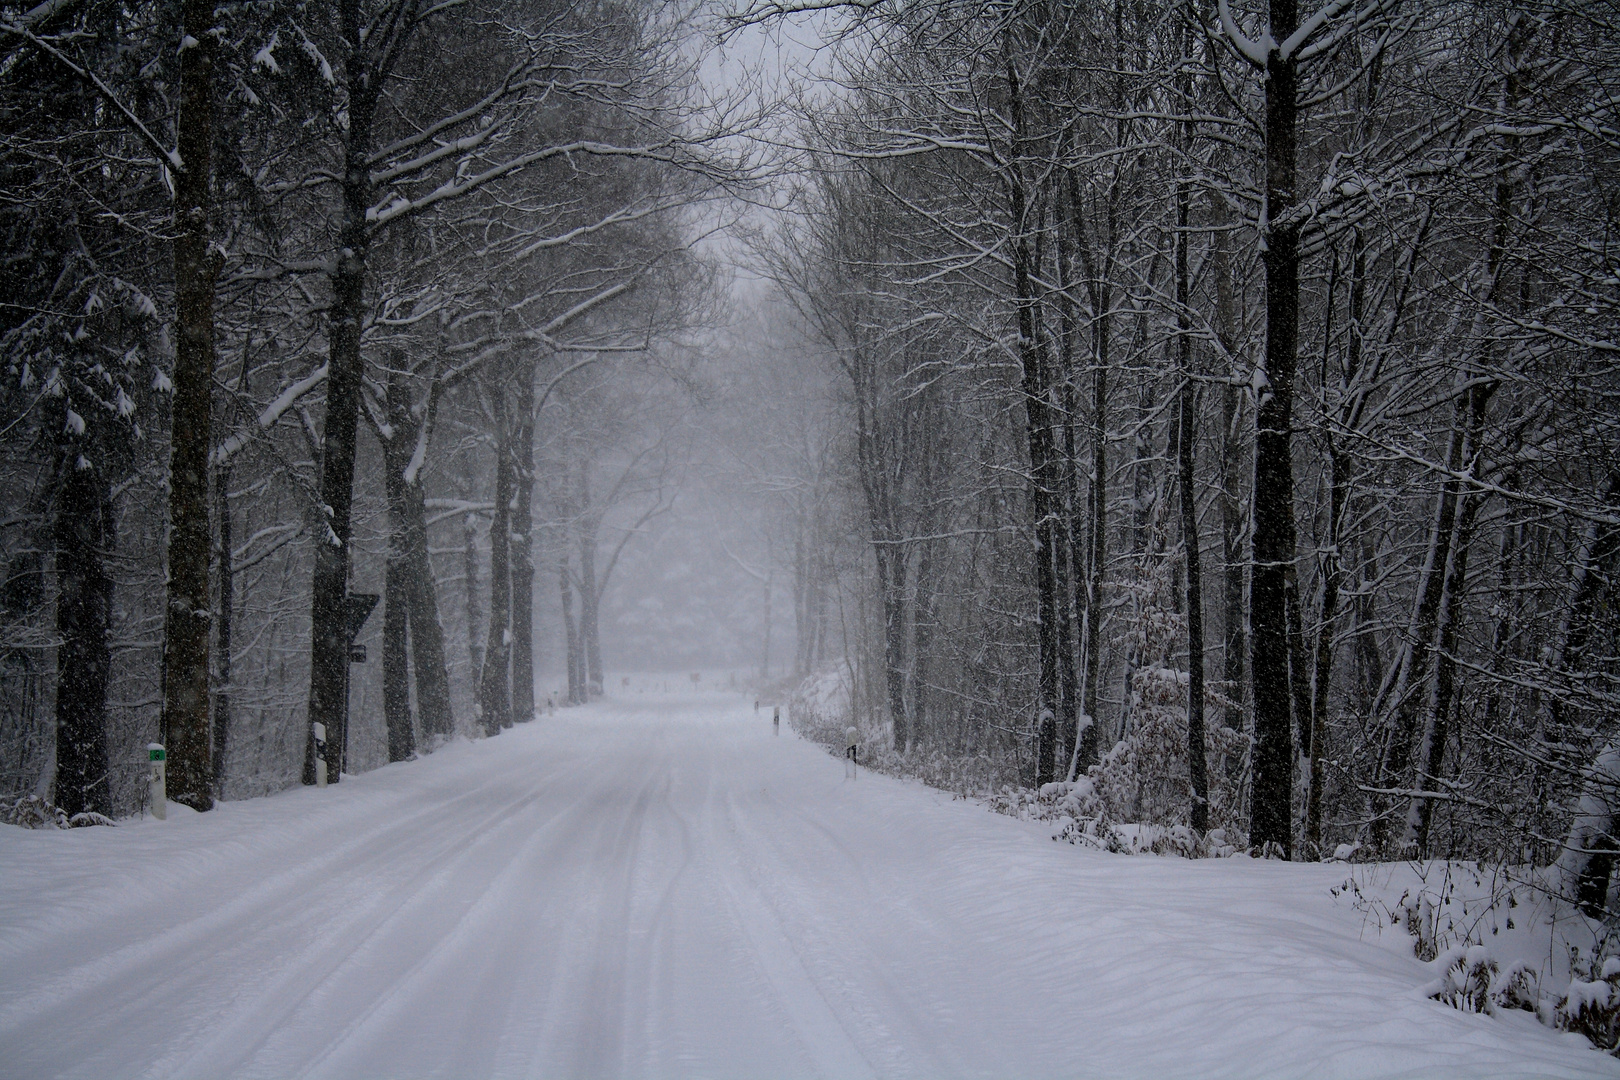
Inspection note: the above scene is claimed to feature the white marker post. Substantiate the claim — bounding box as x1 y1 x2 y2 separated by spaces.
147 743 166 820
845 726 858 780
312 722 328 788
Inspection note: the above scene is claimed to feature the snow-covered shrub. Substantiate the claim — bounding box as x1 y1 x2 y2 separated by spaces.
0 794 112 828
1044 558 1248 850
1557 957 1620 1051
0 793 65 828
1073 664 1248 834
68 810 116 827
1493 961 1542 1015
1425 944 1498 1013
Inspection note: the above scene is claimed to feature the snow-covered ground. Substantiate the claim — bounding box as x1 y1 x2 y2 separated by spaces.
1 691 1612 1079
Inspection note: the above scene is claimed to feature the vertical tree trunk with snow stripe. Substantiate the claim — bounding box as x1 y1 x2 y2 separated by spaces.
1174 82 1208 833
303 6 382 785
1246 0 1301 858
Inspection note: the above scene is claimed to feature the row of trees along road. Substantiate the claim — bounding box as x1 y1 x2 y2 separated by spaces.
741 0 1620 888
0 0 749 814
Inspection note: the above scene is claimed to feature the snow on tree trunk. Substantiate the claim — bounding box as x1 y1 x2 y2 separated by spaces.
1246 0 1302 859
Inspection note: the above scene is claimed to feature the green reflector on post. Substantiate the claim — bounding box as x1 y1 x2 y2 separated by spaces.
148 744 165 761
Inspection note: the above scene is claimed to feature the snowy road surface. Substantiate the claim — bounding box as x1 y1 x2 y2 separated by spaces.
1 692 1613 1079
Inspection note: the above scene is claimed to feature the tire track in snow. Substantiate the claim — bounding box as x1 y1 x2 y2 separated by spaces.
738 781 964 1079
486 736 687 1080
279 775 614 1080
0 753 567 1036
709 776 878 1080
151 784 558 1080
0 746 571 1078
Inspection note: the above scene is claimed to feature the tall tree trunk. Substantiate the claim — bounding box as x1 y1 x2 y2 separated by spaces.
212 462 233 794
793 525 811 679
382 530 413 761
558 549 582 706
1554 472 1620 907
375 372 453 744
382 373 454 742
1212 229 1247 749
1408 487 1482 854
761 571 773 678
578 496 602 695
876 545 909 751
464 511 483 685
1062 163 1111 773
1248 0 1301 858
160 0 219 810
1306 234 1365 855
404 482 452 739
912 542 939 749
54 463 112 818
1376 393 1473 848
380 367 415 760
1404 378 1495 850
303 25 382 786
510 369 535 723
1005 49 1061 785
1055 190 1086 776
1175 147 1208 835
479 394 513 735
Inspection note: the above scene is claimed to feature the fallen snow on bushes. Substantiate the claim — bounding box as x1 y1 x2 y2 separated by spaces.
1 690 1613 1078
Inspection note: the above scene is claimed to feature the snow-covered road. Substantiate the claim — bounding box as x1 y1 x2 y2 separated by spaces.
1 692 1612 1079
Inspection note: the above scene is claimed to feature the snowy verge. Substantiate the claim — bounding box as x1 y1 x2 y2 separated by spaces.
782 670 1620 1063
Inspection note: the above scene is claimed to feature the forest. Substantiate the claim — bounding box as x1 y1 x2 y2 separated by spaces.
3 0 1620 917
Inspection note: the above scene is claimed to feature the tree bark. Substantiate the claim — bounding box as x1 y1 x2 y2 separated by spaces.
160 0 219 810
559 549 582 705
478 391 513 735
1248 0 1301 858
464 511 483 685
1305 234 1365 856
54 463 112 818
1211 229 1247 749
1554 473 1620 905
303 18 382 785
1005 49 1062 785
577 474 602 695
405 497 452 741
1376 393 1472 847
1175 149 1208 835
381 372 453 743
382 527 414 761
1062 163 1111 774
875 543 908 752
1408 487 1481 854
212 462 232 794
510 366 536 722
1403 373 1494 849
